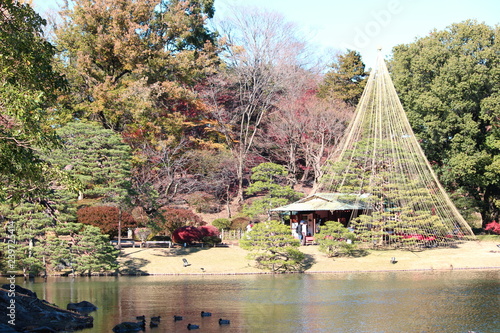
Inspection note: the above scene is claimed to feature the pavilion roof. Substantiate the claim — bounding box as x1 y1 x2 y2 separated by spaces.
271 193 371 212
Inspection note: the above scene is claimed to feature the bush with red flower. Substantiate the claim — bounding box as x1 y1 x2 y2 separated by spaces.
485 221 500 235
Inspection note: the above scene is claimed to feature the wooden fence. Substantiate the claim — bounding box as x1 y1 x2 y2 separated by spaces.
220 229 244 241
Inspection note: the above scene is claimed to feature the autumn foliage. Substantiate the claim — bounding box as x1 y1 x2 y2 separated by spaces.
77 206 137 238
160 208 204 235
171 226 203 244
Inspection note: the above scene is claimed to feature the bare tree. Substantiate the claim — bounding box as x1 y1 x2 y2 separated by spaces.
204 6 312 202
299 97 353 188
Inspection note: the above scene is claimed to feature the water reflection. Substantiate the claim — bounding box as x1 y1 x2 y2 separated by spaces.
21 270 499 333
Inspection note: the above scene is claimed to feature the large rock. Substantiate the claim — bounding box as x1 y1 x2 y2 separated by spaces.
0 285 93 332
67 301 97 314
1 284 37 298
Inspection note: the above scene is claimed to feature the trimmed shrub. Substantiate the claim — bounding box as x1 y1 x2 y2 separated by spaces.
230 216 250 230
212 218 231 231
198 225 220 238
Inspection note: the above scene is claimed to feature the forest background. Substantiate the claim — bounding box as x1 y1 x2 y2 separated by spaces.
1 0 499 276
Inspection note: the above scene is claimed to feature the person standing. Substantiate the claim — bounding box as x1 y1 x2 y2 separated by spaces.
301 222 307 245
291 220 299 239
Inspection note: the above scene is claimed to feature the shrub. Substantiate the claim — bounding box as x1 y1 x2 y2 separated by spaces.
212 218 231 231
160 208 204 235
485 221 500 235
202 236 222 247
198 225 220 238
171 226 203 244
230 216 250 230
134 228 152 242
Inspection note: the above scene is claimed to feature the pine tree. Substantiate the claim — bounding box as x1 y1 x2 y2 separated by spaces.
240 220 304 273
243 163 303 219
318 50 368 106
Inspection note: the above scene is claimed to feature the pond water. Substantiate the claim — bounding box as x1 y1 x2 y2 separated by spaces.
20 270 499 333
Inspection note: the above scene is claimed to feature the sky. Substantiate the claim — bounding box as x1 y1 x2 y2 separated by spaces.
34 0 500 70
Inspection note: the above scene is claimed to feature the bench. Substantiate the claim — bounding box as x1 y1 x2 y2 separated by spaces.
144 241 172 248
305 236 316 245
110 240 136 248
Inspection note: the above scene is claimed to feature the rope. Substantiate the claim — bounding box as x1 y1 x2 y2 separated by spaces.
319 52 475 250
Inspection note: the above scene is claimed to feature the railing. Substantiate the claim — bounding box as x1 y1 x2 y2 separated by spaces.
220 229 243 241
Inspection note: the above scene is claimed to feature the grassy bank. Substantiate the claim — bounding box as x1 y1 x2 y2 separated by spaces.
117 239 500 275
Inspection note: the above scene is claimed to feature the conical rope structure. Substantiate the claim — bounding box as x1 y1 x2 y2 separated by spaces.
318 52 475 249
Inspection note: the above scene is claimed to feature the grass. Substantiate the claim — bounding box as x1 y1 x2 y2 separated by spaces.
117 239 500 275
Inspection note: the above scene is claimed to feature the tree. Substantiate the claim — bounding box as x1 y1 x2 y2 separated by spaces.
391 20 500 227
239 220 304 273
296 97 352 188
0 0 67 202
318 50 368 106
53 0 221 214
77 206 137 238
315 221 357 257
158 208 203 236
48 121 132 203
243 163 303 219
70 225 119 276
53 0 219 131
204 6 312 202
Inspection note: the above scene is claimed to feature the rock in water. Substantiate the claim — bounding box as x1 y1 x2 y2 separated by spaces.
67 300 98 314
0 285 93 332
112 321 145 332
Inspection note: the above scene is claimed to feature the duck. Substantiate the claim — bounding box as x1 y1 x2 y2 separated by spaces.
151 316 161 322
135 315 145 321
173 315 183 321
219 318 230 325
149 320 159 328
187 323 199 330
201 311 212 317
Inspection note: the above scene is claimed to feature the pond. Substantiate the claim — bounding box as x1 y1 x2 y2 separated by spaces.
20 270 499 333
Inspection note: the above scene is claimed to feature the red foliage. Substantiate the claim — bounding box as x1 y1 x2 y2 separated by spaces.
198 225 220 238
77 206 137 237
171 226 203 244
160 207 204 234
485 221 500 234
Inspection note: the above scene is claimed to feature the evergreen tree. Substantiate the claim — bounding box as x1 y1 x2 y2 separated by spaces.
48 121 133 203
240 220 304 273
315 221 357 257
70 225 119 276
243 163 303 219
391 20 500 226
318 50 368 106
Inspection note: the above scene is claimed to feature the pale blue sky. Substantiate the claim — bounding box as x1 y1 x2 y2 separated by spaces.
34 0 499 69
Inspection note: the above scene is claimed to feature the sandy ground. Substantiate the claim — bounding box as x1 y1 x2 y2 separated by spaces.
117 240 500 275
